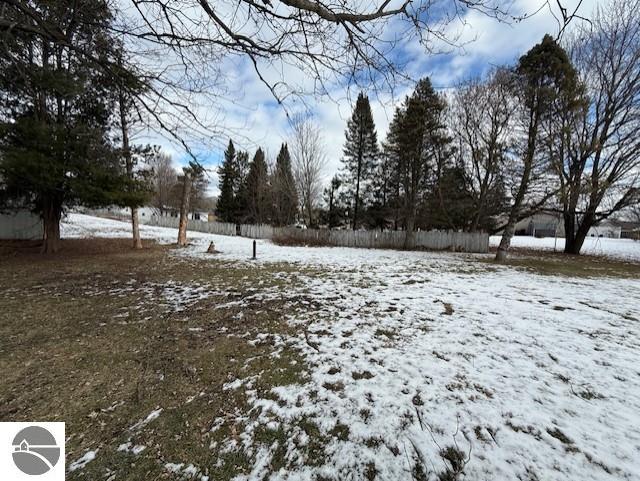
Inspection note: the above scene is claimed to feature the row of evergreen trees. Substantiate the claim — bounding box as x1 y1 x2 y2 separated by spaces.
216 141 298 226
214 84 507 232
325 84 507 234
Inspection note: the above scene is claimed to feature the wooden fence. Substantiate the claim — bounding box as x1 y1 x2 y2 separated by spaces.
240 223 275 239
270 226 488 253
145 216 489 253
150 215 237 236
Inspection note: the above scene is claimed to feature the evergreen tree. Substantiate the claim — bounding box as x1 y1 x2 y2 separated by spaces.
272 143 298 226
496 35 578 260
323 175 347 229
0 0 144 253
216 140 237 222
384 78 449 247
424 164 474 230
380 109 405 230
245 148 270 224
340 92 379 230
368 153 396 230
233 150 250 222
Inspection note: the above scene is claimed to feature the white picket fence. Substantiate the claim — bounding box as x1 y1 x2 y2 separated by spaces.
146 216 489 253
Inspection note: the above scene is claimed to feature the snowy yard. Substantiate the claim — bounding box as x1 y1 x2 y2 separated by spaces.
489 234 640 263
2 214 639 481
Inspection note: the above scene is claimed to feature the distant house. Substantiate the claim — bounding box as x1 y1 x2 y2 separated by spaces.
586 220 621 239
154 206 213 222
512 211 632 239
618 221 640 240
95 205 156 220
89 206 213 224
514 211 563 238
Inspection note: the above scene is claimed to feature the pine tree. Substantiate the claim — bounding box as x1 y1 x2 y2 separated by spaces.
272 143 299 226
216 140 237 223
380 109 405 230
368 155 394 230
341 92 379 230
425 164 474 230
0 0 145 253
233 150 250 222
245 148 270 224
323 175 346 229
496 35 578 261
384 78 449 247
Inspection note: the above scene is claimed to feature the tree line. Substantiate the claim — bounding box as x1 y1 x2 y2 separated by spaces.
0 0 637 259
215 141 299 226
292 1 640 257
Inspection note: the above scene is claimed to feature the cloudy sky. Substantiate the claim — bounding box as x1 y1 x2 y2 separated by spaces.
134 0 603 196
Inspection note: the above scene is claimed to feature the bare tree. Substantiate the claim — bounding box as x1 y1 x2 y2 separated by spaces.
289 115 327 227
452 69 516 232
551 0 640 254
0 1 585 164
149 151 178 215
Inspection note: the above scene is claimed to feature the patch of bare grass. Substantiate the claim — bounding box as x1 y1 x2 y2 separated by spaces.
482 249 640 279
0 238 320 480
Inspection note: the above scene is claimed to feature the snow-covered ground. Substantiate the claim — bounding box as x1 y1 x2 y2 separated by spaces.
490 234 640 262
62 214 640 480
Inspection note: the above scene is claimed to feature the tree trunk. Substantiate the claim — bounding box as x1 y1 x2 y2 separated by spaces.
119 85 142 249
353 176 360 231
495 219 517 261
495 105 539 262
177 171 192 246
353 139 363 231
131 207 142 249
41 197 62 254
404 209 416 250
563 211 576 254
305 195 313 227
495 166 533 262
328 189 335 229
565 214 593 255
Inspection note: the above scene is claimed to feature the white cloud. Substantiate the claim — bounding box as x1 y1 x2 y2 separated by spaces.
132 0 607 196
